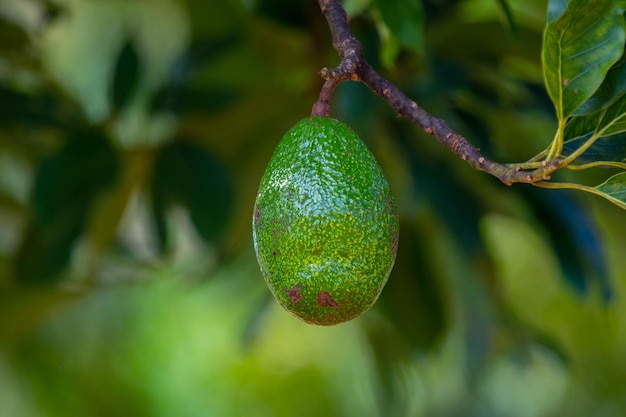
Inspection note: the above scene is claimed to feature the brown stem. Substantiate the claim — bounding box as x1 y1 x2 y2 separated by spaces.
311 77 340 116
314 0 559 185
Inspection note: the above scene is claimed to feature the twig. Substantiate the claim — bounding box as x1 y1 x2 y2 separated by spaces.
313 0 559 185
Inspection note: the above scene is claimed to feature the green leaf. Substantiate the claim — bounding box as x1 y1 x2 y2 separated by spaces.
546 0 569 23
374 0 424 54
344 0 372 17
111 39 141 112
542 0 626 120
31 136 118 227
0 15 32 54
494 0 518 35
597 94 626 136
563 133 626 164
595 172 626 209
565 94 626 142
0 86 82 129
150 35 242 115
575 57 626 115
151 141 234 250
16 132 119 283
563 115 596 141
373 12 401 70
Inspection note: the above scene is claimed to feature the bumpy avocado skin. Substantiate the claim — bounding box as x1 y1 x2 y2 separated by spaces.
253 116 399 325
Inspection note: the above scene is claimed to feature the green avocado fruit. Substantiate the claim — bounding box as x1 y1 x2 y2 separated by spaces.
252 116 399 325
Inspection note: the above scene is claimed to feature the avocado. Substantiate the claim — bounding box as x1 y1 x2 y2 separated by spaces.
253 116 399 325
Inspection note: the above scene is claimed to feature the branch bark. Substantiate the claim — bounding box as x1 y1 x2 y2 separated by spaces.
313 0 560 185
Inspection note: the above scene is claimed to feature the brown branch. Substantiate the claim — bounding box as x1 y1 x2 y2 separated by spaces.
313 0 560 185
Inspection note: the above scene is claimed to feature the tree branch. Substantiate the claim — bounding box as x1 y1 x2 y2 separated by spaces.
313 0 560 185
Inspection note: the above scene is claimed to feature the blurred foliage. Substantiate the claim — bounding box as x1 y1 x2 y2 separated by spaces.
0 0 625 416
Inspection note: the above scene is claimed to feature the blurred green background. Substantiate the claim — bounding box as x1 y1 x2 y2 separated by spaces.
1 0 626 416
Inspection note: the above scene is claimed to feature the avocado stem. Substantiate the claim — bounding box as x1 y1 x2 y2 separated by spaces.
315 0 561 185
311 77 340 117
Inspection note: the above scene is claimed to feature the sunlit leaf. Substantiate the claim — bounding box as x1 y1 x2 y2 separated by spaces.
542 0 626 119
595 172 626 209
374 0 424 54
575 57 626 115
546 0 569 23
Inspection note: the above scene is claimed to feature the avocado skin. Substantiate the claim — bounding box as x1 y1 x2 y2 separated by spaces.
253 116 399 325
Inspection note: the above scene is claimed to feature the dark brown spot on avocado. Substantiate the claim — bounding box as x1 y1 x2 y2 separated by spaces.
317 291 340 309
286 286 302 304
